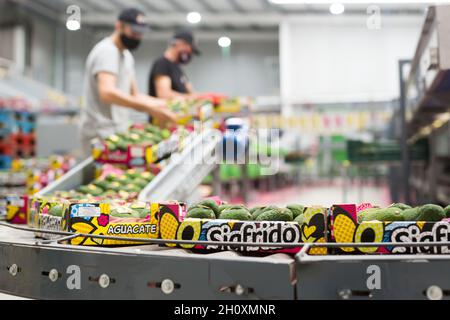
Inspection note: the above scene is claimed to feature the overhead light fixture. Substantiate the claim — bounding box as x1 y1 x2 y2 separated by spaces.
330 2 345 14
218 36 232 48
66 5 81 31
187 11 202 24
66 20 80 31
269 0 450 4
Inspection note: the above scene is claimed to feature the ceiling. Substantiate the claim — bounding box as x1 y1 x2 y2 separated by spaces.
10 0 429 37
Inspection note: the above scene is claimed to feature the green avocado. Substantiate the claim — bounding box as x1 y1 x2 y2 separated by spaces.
219 207 252 221
357 208 380 223
186 205 216 219
93 179 109 190
124 184 141 193
133 178 149 188
125 169 141 180
196 199 220 218
251 206 278 220
286 204 305 218
389 203 412 210
48 204 64 217
256 208 293 222
444 205 450 218
294 214 304 226
108 182 122 192
417 204 445 222
141 172 155 182
401 207 420 221
218 204 234 213
362 207 404 222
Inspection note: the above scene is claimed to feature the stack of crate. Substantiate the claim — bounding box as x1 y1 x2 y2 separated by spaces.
0 98 36 169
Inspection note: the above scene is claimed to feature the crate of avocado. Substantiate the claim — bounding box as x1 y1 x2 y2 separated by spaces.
50 165 158 202
91 124 179 168
154 99 214 126
331 202 450 254
30 196 186 246
158 198 328 255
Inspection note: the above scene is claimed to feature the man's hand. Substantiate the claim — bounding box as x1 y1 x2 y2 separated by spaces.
137 95 178 126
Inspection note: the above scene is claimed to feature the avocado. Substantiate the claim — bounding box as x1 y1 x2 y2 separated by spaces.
124 184 141 193
389 203 412 210
444 205 450 218
141 172 155 181
357 208 380 223
196 199 220 218
256 208 293 222
186 205 216 219
161 129 171 139
294 214 304 226
105 173 118 182
417 204 446 222
125 169 141 179
111 206 134 218
48 204 64 217
401 207 420 221
219 207 252 221
286 204 305 218
249 206 263 214
133 178 149 188
218 204 234 213
108 182 122 192
93 179 109 190
361 207 404 222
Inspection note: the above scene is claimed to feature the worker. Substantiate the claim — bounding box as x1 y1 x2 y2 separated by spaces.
148 29 201 99
79 8 177 157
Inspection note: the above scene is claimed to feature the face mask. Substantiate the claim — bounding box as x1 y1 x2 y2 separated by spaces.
178 51 192 64
120 33 141 51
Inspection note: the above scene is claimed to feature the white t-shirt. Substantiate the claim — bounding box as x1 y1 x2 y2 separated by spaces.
80 37 135 144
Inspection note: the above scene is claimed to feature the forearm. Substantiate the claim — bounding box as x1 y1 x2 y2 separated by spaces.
100 88 151 113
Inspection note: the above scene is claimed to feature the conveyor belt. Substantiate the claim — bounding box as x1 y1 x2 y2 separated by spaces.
0 225 295 300
4 223 450 300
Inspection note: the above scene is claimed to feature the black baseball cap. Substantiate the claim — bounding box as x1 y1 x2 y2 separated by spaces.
118 8 149 33
173 29 201 55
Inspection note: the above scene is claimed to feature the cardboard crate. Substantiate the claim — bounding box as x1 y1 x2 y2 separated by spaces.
3 194 28 224
331 204 450 254
30 197 186 246
92 134 180 168
158 206 328 255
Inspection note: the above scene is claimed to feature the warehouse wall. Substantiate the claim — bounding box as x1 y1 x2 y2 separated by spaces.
280 15 423 110
132 38 280 97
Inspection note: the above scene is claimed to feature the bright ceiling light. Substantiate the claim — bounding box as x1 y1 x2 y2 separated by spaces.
66 19 80 31
269 0 450 4
187 11 202 24
330 2 345 14
218 36 231 48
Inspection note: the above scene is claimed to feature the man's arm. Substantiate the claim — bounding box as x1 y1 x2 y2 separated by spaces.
154 75 195 99
97 72 177 124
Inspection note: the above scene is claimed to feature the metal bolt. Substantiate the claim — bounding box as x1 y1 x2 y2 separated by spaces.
426 285 443 300
235 284 245 296
9 264 18 277
161 279 175 295
338 289 352 300
98 274 110 288
48 269 59 282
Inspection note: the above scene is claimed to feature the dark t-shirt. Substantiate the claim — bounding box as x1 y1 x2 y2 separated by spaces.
148 56 189 97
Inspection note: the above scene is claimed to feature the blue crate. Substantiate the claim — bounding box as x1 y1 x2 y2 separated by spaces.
17 121 36 134
0 155 12 170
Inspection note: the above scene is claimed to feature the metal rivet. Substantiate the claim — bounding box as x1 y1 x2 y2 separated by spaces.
49 269 59 282
235 284 245 296
98 274 110 288
426 285 443 300
338 289 352 300
161 279 175 295
9 264 18 277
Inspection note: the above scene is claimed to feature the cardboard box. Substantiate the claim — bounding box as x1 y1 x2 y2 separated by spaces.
331 204 450 254
3 194 28 224
159 206 328 255
30 197 186 246
92 133 181 168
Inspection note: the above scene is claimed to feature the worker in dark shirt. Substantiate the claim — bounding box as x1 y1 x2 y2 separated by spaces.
148 29 201 99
